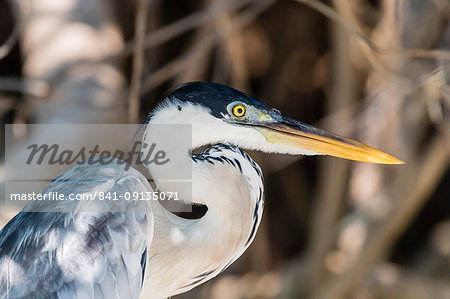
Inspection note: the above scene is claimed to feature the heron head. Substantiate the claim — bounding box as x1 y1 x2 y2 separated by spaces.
148 82 403 164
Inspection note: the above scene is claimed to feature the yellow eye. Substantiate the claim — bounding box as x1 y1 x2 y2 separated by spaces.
232 105 246 117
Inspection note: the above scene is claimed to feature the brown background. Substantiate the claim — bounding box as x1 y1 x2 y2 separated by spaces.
0 0 449 298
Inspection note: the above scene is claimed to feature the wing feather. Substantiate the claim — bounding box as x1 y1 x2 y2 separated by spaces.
0 160 154 299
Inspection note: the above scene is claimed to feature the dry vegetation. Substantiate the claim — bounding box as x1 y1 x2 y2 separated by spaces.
0 0 449 298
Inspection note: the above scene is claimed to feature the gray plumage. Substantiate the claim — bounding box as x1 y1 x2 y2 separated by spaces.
0 160 152 299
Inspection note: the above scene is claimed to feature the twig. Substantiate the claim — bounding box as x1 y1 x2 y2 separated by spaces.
0 1 22 60
313 133 450 299
140 35 215 93
293 0 400 82
174 24 214 84
128 0 150 123
293 0 381 52
140 0 276 94
368 264 450 299
121 0 256 57
305 9 360 294
213 0 250 91
401 49 450 60
292 0 450 61
0 21 20 61
0 77 50 98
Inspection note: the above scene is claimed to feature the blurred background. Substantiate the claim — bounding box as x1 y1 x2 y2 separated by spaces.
0 0 449 298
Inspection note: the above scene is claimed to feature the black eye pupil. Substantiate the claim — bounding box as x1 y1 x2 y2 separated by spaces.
237 108 243 114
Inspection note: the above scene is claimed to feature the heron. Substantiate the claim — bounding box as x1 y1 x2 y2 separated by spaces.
0 82 403 299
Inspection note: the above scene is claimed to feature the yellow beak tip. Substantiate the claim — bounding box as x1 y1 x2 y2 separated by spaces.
385 157 405 165
356 150 405 165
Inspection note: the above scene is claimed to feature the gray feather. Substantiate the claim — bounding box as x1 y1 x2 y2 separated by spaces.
0 160 153 299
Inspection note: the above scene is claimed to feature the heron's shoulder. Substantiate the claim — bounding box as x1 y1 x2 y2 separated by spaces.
51 157 149 184
44 158 149 195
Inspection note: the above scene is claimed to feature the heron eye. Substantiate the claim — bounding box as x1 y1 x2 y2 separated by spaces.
232 105 246 117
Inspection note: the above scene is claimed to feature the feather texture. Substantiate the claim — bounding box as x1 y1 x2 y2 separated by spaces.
0 160 153 299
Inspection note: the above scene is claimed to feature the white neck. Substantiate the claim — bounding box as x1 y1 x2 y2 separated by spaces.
140 103 264 298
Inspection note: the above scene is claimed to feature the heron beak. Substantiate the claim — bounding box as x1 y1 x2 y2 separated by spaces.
254 115 404 164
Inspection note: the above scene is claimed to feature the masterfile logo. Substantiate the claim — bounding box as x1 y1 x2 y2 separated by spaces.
3 124 193 212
